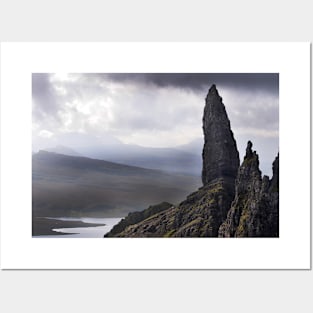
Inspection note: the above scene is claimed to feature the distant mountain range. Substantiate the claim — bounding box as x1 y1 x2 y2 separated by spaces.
32 151 202 218
43 145 82 157
42 138 203 176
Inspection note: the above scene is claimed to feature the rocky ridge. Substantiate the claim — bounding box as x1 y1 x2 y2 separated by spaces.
218 142 279 237
105 85 279 237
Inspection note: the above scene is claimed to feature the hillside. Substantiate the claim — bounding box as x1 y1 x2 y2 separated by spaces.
42 141 202 176
32 151 201 218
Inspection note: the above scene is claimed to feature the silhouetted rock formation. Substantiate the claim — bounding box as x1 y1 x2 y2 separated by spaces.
218 142 279 237
202 84 240 185
107 85 279 238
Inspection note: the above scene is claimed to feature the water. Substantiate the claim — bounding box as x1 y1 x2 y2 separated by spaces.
39 217 122 238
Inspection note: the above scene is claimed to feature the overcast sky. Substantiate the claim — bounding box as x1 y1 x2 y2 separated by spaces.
32 73 279 176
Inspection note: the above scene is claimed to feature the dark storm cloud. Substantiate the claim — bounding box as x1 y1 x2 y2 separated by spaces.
32 73 278 124
32 73 279 136
100 73 279 95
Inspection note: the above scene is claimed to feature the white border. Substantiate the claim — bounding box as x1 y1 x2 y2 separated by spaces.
0 42 310 269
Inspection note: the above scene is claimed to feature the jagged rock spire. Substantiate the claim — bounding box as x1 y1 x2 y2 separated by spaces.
218 141 279 237
245 140 253 159
202 84 239 185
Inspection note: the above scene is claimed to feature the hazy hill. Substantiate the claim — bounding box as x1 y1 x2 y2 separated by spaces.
82 144 202 176
32 151 202 218
39 135 202 176
44 145 81 157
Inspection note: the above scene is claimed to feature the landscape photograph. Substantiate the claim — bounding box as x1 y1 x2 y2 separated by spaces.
32 73 279 238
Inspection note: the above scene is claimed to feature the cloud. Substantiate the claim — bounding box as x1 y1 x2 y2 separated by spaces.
109 84 202 133
32 73 279 174
99 73 279 96
218 87 279 135
39 130 54 138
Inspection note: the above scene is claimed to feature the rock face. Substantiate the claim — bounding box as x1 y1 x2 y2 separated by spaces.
170 179 236 237
107 85 279 238
202 84 240 185
115 180 236 237
218 142 279 237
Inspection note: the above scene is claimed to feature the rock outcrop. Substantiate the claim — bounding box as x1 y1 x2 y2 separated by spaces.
218 142 279 237
105 202 173 237
202 84 240 185
106 85 279 238
114 180 236 237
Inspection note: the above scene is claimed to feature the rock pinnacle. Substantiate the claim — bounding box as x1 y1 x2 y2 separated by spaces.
202 84 240 185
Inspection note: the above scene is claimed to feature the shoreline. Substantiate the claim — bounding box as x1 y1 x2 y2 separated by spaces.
32 217 107 236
